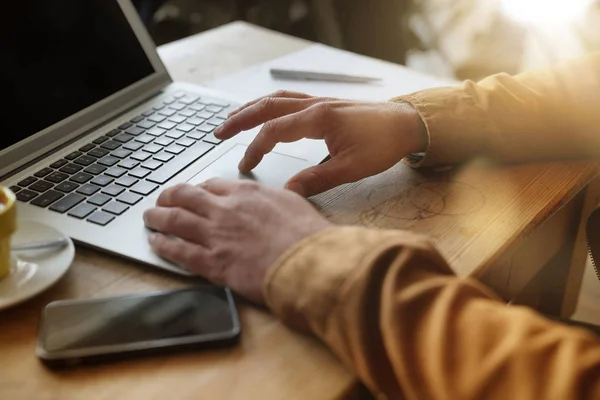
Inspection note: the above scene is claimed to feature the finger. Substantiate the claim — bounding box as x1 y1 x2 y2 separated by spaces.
148 232 213 277
144 206 209 244
238 103 334 172
216 97 334 140
228 90 313 117
285 158 352 197
156 183 215 217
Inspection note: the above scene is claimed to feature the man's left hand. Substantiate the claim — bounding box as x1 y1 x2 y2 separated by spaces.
143 179 332 304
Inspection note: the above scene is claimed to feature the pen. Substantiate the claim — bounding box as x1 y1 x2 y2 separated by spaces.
269 68 381 83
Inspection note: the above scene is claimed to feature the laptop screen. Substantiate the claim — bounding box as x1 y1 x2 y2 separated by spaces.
0 0 155 152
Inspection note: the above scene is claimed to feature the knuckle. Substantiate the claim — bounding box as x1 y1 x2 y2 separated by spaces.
313 102 334 117
238 180 260 192
273 89 290 97
165 208 185 230
256 97 274 111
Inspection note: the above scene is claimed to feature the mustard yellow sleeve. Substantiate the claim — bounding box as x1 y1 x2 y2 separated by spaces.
395 53 600 167
263 227 600 399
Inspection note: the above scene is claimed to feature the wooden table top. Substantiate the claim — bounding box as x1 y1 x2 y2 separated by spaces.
3 21 600 400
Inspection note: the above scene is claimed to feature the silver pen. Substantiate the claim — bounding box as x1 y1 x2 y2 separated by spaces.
269 68 381 83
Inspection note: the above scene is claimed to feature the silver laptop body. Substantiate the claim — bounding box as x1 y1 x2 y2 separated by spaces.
0 0 328 275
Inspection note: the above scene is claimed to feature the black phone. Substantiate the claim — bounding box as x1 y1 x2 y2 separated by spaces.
37 286 240 368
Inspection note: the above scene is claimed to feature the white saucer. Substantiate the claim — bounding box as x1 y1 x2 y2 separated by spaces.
0 220 74 310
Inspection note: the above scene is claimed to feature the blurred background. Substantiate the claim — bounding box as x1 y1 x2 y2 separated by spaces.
133 0 600 81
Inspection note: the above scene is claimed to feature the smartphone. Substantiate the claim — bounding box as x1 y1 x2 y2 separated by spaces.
37 286 240 368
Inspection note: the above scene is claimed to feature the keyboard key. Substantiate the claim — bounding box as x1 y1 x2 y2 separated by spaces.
129 167 151 179
131 152 151 162
102 185 125 197
100 141 121 150
50 159 69 169
190 102 206 111
70 172 94 184
176 123 194 132
210 99 230 107
216 110 231 120
59 163 84 174
91 175 114 187
162 96 176 104
74 155 96 166
141 160 163 171
169 103 186 111
106 129 121 137
92 136 109 145
148 114 166 123
117 192 143 205
142 109 155 117
55 181 79 193
9 186 21 193
176 138 196 147
206 105 223 113
130 115 144 123
165 145 185 155
65 151 82 160
105 167 127 178
76 184 101 196
147 142 214 185
31 190 63 208
118 122 133 130
115 176 138 188
152 103 166 111
123 141 144 151
88 148 110 158
165 130 184 139
154 152 175 163
18 176 37 187
179 109 196 118
179 95 199 105
45 172 69 183
87 211 115 226
154 137 174 146
169 115 186 124
98 156 120 167
130 181 159 196
68 203 96 219
50 193 85 213
30 180 54 192
135 135 154 144
79 143 96 152
111 149 133 159
187 131 205 140
173 91 186 99
186 117 204 126
137 120 155 130
197 111 213 119
158 108 177 117
207 117 225 127
88 193 111 206
158 121 177 130
147 127 166 137
198 123 215 133
118 159 140 170
16 189 38 202
202 133 223 145
34 168 53 178
83 164 107 175
143 144 162 154
114 133 134 143
125 126 145 136
103 202 129 216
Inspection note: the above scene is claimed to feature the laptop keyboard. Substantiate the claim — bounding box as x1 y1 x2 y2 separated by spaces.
10 91 234 226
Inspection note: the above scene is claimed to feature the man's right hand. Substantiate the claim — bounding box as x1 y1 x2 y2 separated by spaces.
214 91 428 197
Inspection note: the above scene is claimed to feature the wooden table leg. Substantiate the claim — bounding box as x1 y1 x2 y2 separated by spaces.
561 175 600 317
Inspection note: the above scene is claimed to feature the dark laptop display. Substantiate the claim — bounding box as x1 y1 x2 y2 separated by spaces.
0 0 155 151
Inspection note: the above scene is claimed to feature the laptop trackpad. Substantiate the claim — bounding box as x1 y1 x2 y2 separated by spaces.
186 144 311 188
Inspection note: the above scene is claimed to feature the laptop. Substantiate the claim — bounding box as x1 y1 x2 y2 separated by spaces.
0 0 329 276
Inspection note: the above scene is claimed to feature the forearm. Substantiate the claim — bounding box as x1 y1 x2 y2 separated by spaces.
396 53 600 167
264 227 600 399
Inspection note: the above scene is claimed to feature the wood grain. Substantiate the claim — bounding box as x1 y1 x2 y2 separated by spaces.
2 21 600 400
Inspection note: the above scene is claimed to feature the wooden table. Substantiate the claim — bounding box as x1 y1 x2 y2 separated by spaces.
3 22 600 400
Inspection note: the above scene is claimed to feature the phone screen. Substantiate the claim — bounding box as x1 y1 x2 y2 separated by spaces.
39 287 238 354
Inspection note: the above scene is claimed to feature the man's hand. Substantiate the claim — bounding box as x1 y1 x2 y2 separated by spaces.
143 179 332 304
215 91 428 197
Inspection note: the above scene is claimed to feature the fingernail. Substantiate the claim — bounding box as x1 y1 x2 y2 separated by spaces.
214 126 223 138
148 232 158 245
285 181 306 197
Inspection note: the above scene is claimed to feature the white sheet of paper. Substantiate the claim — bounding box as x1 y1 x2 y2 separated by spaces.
207 44 455 102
